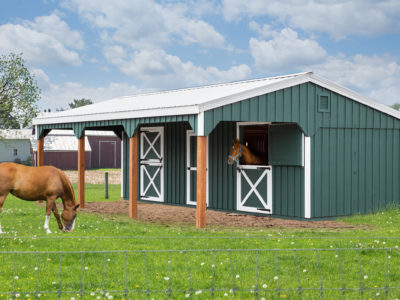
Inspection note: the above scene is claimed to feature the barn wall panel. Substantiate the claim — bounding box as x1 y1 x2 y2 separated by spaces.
312 128 400 217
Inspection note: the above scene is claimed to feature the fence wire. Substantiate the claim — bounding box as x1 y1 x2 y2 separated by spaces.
0 247 399 299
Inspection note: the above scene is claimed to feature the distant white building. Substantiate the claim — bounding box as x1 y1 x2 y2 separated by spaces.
0 129 32 164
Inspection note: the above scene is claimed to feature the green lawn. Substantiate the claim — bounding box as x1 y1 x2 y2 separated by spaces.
0 184 399 299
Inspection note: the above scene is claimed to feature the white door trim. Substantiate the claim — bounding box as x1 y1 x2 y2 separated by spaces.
304 136 311 218
186 130 208 206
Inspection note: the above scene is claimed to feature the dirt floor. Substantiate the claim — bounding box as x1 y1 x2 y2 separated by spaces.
79 200 360 229
64 170 359 229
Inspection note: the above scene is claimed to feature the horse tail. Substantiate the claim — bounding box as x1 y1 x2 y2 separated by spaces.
58 170 76 205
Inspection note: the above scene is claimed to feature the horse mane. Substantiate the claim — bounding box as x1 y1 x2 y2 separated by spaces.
57 169 76 207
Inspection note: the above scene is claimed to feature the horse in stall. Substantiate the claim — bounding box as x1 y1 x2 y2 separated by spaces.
0 162 79 234
227 139 263 165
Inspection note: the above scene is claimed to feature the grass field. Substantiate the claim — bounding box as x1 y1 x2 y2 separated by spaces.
0 184 400 299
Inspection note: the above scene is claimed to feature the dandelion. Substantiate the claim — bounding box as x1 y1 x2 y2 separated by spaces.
236 274 240 279
303 269 307 273
376 293 380 296
335 254 338 258
85 267 89 270
107 259 111 262
34 267 38 271
388 256 391 259
14 276 19 280
262 284 267 289
164 277 170 281
274 276 279 280
364 275 368 280
201 262 205 266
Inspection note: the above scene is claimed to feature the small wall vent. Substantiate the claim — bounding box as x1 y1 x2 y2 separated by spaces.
318 93 330 113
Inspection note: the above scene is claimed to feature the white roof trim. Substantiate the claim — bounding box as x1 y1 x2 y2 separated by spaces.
33 72 400 126
33 105 199 125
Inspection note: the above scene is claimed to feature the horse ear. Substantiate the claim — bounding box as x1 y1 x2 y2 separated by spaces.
74 204 80 211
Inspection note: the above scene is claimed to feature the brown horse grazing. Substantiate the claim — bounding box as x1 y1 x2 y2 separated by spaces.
227 139 263 165
0 162 79 234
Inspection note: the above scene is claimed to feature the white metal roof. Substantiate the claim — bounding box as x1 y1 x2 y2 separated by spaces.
0 129 32 140
30 133 91 152
33 72 400 125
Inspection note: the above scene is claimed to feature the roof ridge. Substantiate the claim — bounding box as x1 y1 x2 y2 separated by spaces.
117 71 313 100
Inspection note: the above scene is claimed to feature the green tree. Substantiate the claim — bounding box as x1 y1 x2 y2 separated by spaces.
0 53 40 129
390 103 400 111
69 98 93 109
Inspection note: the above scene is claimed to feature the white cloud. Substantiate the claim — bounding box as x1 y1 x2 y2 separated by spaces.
64 0 225 49
34 68 143 109
249 28 327 72
25 14 85 50
307 54 400 105
0 16 82 67
103 47 251 89
223 0 400 38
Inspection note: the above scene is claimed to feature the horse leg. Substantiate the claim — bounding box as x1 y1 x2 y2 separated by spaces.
44 197 56 234
52 202 63 230
0 193 8 234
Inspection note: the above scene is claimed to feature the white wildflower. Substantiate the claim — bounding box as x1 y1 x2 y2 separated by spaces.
164 277 170 281
364 275 368 279
195 290 202 295
14 276 18 280
236 274 240 279
274 276 279 280
262 284 267 288
303 269 307 273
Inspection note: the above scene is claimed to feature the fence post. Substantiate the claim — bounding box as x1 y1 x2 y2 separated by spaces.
105 172 109 199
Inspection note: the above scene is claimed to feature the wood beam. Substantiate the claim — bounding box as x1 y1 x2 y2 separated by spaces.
196 136 207 228
129 132 138 218
78 134 85 208
37 137 44 166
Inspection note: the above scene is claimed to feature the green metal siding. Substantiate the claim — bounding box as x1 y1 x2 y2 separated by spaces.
273 166 304 218
208 122 237 211
164 123 190 205
312 128 400 217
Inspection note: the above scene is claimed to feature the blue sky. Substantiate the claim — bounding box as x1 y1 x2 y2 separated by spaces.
1 0 399 110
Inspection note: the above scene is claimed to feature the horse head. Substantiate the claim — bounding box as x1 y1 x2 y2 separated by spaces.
227 139 242 165
61 204 79 232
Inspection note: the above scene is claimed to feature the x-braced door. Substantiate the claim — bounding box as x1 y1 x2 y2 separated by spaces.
140 127 164 202
237 165 272 214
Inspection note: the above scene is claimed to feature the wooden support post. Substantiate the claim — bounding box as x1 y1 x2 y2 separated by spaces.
196 136 207 228
37 137 44 166
129 132 138 218
78 133 85 208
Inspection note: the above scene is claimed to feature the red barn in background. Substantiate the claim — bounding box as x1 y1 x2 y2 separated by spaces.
31 130 121 170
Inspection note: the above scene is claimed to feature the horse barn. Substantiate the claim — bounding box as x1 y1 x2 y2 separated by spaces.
32 72 400 227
